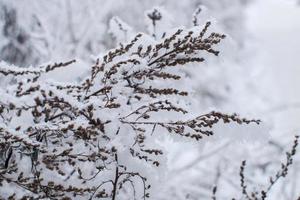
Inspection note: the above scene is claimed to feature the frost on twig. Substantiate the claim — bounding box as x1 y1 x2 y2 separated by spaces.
0 20 260 199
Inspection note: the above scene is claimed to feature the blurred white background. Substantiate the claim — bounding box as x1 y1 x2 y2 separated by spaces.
247 0 300 134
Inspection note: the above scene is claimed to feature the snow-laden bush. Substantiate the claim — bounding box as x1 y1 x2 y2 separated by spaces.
0 20 264 200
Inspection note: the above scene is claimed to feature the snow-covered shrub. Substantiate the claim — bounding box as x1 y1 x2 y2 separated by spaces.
0 21 263 199
234 135 299 200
